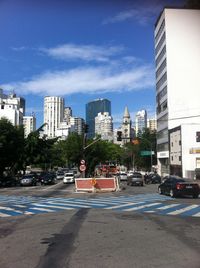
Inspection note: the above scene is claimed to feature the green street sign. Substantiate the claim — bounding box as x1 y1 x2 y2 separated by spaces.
140 150 154 156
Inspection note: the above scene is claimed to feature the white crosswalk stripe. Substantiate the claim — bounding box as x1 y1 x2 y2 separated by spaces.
0 193 200 218
167 205 199 215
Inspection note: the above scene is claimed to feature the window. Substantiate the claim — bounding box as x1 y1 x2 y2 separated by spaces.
155 32 166 55
156 45 166 67
155 19 165 44
196 132 200 142
156 72 167 90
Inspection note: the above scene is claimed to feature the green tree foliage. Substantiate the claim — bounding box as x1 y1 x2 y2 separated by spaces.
24 125 58 170
184 0 200 9
124 129 157 171
0 118 24 176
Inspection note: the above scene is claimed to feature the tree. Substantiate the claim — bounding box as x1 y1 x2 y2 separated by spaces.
0 118 24 176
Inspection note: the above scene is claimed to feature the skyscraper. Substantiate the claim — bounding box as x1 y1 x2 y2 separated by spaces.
23 115 36 137
95 112 113 141
135 110 147 136
86 98 111 139
155 8 200 176
44 96 64 138
0 89 25 126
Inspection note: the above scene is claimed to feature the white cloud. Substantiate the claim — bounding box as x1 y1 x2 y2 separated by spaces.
40 44 124 62
2 64 154 96
103 5 161 25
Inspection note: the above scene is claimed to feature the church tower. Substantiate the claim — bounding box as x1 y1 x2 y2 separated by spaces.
122 106 131 145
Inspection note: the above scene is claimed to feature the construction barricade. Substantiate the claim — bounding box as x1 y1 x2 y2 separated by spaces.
75 177 120 193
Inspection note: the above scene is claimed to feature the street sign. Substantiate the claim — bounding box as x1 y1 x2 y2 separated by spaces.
79 164 86 172
140 150 155 156
80 159 85 165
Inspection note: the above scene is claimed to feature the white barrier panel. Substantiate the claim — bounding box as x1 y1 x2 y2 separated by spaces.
75 177 119 193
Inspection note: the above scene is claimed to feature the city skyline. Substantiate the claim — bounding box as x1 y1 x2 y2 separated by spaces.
0 0 185 128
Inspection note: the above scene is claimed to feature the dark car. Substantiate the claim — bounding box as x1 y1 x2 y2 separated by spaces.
20 174 37 186
149 173 161 184
158 176 200 198
0 176 18 187
40 173 56 185
127 172 143 186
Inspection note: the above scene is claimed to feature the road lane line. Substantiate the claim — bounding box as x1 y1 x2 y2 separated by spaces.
0 212 11 217
192 212 200 217
30 207 56 212
32 203 74 210
167 205 199 215
104 202 144 210
157 204 181 210
124 202 162 211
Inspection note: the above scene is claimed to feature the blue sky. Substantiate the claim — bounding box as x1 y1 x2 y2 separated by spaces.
0 0 185 128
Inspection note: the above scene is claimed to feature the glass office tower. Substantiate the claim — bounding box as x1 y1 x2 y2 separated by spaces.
86 98 111 139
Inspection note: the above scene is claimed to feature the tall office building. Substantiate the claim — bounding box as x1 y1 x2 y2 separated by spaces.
135 110 147 136
147 118 157 133
64 107 72 124
0 89 25 126
121 106 132 145
155 8 200 176
23 115 36 138
95 112 113 141
86 98 111 139
44 96 64 138
70 117 85 136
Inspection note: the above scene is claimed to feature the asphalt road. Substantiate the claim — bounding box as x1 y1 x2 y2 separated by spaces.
0 181 200 268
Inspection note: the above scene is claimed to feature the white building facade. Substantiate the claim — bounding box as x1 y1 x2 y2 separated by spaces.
135 110 147 136
23 115 36 137
155 8 200 176
44 96 64 138
70 117 85 136
0 89 25 126
95 112 113 141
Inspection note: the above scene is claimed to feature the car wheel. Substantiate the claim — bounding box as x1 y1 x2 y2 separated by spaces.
158 187 162 195
169 189 175 198
141 182 143 186
193 194 199 199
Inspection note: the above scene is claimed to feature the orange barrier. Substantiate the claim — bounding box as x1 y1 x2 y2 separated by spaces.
75 177 120 193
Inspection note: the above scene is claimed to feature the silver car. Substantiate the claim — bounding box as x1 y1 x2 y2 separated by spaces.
118 172 128 181
127 172 143 186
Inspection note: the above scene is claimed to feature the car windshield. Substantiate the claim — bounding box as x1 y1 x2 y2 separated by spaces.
65 173 73 177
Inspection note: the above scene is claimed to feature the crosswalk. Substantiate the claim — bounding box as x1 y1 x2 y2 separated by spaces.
0 193 200 218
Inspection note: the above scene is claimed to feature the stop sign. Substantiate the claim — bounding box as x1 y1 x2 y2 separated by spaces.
80 159 85 165
79 164 86 172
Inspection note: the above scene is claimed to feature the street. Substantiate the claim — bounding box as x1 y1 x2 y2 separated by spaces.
0 181 200 268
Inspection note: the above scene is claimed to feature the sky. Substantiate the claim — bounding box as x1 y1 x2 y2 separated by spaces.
0 0 186 128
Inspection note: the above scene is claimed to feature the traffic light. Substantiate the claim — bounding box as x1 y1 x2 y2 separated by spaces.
117 131 122 141
196 132 200 142
85 124 89 133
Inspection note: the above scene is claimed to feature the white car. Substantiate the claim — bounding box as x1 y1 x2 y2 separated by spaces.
118 172 128 181
63 172 75 184
56 171 64 180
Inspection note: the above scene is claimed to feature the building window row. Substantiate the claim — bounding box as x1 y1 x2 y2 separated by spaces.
155 19 165 44
157 99 167 114
156 72 167 90
157 113 168 124
155 45 166 67
156 59 166 79
155 32 166 55
156 85 167 102
157 127 168 140
157 142 169 152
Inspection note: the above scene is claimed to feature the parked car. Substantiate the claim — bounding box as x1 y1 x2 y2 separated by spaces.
145 173 161 184
56 171 65 180
117 172 128 181
20 174 37 186
158 176 200 198
0 176 18 187
41 173 56 185
63 172 75 184
127 172 143 186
